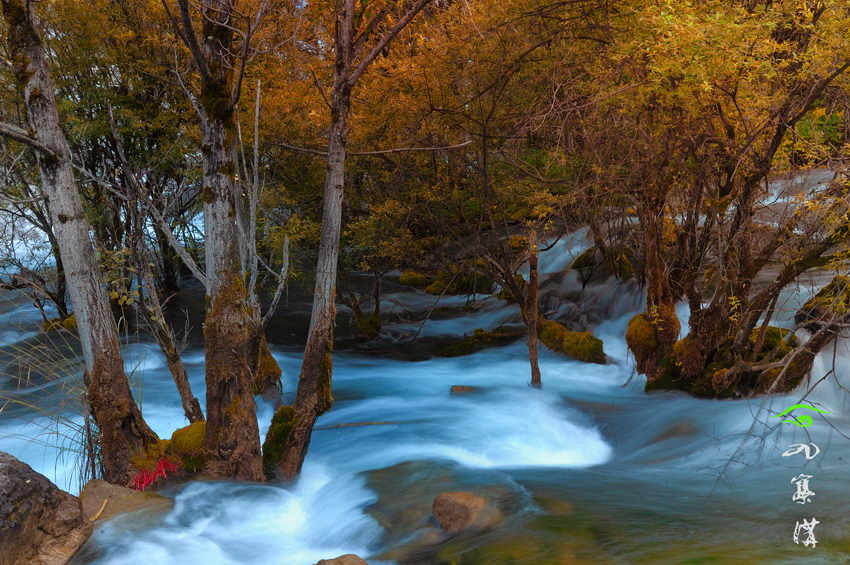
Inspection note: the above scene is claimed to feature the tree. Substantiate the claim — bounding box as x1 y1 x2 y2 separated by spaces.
275 0 438 479
162 0 273 480
0 0 158 484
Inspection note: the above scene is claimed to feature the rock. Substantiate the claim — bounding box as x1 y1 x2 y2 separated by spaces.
315 555 369 565
0 451 92 565
432 491 498 534
539 320 606 364
436 326 525 358
449 385 480 395
80 479 171 522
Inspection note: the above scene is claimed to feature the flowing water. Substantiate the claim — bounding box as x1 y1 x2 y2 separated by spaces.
1 236 849 564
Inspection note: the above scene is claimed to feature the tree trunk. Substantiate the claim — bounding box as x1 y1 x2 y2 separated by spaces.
136 239 204 423
1 0 157 485
278 21 353 478
527 228 541 387
198 96 264 481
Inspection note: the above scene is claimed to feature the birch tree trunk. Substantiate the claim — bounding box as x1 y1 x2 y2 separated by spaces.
0 0 158 485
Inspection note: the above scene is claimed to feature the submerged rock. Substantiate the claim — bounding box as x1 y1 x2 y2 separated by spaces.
432 491 499 534
0 451 92 565
539 320 606 364
315 555 368 565
449 385 481 395
80 479 171 522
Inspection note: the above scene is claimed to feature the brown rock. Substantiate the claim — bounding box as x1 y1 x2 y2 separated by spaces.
80 479 172 522
449 385 480 395
432 491 497 534
315 555 369 565
0 451 92 565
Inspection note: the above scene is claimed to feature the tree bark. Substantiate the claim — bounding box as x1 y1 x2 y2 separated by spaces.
527 228 541 388
195 0 263 481
1 0 157 485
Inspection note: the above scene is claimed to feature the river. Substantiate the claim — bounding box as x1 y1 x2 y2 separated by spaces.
1 235 848 564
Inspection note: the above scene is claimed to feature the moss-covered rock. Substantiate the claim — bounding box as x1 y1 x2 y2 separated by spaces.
539 321 606 364
437 327 525 357
625 313 657 376
43 313 76 332
795 275 850 331
61 313 77 330
261 406 296 479
399 270 430 287
166 421 206 473
425 261 494 295
651 327 802 398
626 306 679 379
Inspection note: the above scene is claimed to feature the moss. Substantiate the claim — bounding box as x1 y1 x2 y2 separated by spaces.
353 311 380 341
167 421 206 473
43 313 77 332
671 336 703 378
318 349 334 413
43 318 62 332
609 250 634 280
539 321 606 364
424 261 494 295
508 235 528 253
253 336 282 396
261 406 295 479
130 439 171 471
437 326 526 357
398 270 430 287
796 276 850 330
750 326 797 359
644 357 687 393
61 313 77 330
572 247 597 270
625 313 657 362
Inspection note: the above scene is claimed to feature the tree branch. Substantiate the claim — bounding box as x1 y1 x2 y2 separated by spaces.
0 121 57 158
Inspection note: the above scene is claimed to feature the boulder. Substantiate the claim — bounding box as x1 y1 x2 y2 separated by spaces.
539 320 606 364
315 555 369 565
80 479 171 522
0 451 92 565
432 491 498 534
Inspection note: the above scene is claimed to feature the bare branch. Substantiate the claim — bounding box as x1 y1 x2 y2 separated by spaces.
0 121 57 158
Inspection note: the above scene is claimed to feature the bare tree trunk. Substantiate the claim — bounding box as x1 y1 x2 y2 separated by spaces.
136 238 204 423
1 0 157 485
278 75 351 480
527 228 541 388
275 0 435 480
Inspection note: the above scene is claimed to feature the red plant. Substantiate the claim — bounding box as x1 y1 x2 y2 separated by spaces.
130 457 179 491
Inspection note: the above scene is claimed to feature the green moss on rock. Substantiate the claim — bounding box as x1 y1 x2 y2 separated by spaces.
796 276 850 331
539 321 606 364
167 421 206 473
262 406 296 479
437 326 525 357
398 270 430 287
425 261 494 295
